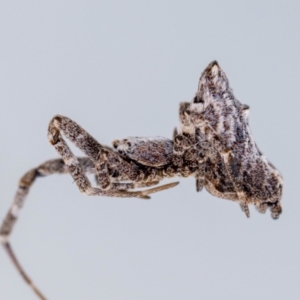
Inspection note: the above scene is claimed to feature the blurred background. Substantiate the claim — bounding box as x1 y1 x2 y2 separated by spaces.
0 1 299 299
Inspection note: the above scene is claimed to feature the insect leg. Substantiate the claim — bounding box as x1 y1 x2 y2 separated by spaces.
0 157 94 300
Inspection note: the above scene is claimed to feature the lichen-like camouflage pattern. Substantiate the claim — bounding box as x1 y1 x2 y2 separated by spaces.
0 61 283 300
113 136 173 167
189 61 283 218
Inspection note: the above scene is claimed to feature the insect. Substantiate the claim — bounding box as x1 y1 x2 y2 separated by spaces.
188 61 283 218
171 62 283 219
0 61 283 299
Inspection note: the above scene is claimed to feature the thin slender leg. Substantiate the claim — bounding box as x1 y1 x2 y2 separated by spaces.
0 157 94 300
0 158 94 238
2 242 47 300
110 181 161 190
0 156 177 300
196 162 205 192
48 115 178 198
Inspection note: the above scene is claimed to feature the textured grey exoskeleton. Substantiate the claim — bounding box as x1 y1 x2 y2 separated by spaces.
0 61 283 300
172 62 283 219
188 61 283 218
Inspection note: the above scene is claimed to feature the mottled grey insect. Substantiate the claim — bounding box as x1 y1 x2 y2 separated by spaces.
171 62 283 220
0 61 283 300
188 61 283 218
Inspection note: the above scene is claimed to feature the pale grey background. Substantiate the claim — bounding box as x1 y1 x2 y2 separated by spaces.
0 1 299 299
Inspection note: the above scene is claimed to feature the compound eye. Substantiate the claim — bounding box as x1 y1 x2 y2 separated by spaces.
193 96 204 103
